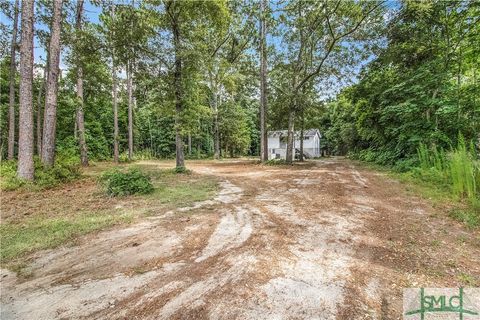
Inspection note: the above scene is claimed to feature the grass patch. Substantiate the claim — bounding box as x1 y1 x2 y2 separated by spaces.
457 272 478 286
0 212 133 264
263 159 288 166
448 203 480 229
152 179 218 207
174 166 190 174
142 167 218 207
1 161 219 269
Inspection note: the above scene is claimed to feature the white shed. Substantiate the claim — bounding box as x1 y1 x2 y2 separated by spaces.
267 129 321 160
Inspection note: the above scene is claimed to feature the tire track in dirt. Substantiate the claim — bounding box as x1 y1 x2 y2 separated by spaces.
1 160 376 320
2 158 479 319
1 175 247 320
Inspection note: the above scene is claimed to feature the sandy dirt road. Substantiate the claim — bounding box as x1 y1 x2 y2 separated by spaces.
1 158 479 319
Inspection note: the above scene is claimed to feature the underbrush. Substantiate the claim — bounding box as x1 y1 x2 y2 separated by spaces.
0 155 81 191
98 168 154 196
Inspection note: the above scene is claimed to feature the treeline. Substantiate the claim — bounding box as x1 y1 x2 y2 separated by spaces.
320 1 480 213
322 0 479 166
1 0 478 189
1 0 262 182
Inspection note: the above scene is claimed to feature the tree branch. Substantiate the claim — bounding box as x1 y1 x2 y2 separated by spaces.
295 1 385 92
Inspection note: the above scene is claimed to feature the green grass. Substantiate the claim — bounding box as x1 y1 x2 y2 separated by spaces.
448 202 480 229
457 272 478 286
263 159 288 166
1 161 219 267
151 179 218 206
144 167 218 207
0 212 133 263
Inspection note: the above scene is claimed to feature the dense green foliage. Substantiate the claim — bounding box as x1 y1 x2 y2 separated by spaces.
98 167 154 196
322 1 479 166
317 1 480 210
0 1 259 162
0 156 80 191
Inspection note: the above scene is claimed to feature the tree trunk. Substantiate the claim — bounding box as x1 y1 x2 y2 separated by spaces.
285 108 295 164
112 62 119 163
213 93 220 159
17 0 35 180
76 67 88 166
111 5 119 163
299 107 304 162
127 61 134 161
188 133 192 155
7 0 19 160
172 15 185 169
259 0 268 162
36 68 45 155
41 0 63 167
75 0 88 166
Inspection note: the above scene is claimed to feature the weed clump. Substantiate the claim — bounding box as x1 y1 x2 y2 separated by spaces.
415 137 479 203
98 168 153 196
174 166 189 174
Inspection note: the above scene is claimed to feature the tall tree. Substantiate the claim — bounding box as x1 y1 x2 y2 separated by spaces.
36 64 45 155
259 0 268 162
110 4 119 163
7 0 19 160
17 0 35 180
107 3 152 162
127 60 134 160
279 0 385 163
75 0 88 166
165 0 185 169
41 0 63 167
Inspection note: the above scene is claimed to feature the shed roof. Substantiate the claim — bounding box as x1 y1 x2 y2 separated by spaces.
268 129 321 138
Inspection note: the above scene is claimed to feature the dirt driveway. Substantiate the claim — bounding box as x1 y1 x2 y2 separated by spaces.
1 158 479 319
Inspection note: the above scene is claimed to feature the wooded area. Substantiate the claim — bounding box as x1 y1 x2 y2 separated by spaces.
0 0 478 197
1 1 480 317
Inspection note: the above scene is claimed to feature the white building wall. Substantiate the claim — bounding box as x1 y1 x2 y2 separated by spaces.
267 131 321 159
268 137 280 149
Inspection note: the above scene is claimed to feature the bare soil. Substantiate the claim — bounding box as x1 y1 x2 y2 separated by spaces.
1 158 479 319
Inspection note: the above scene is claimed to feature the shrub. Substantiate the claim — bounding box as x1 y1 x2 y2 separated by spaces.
0 157 81 191
393 158 418 172
119 152 133 163
98 168 153 196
